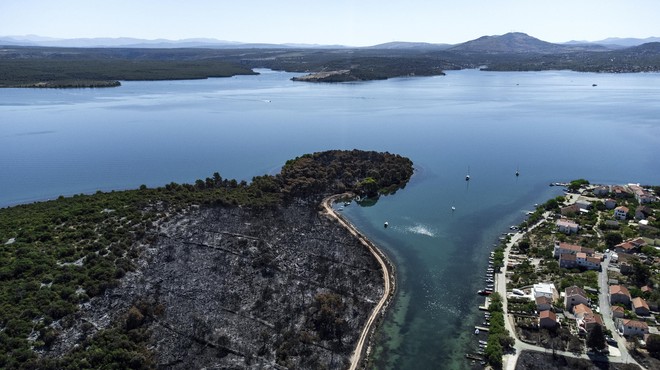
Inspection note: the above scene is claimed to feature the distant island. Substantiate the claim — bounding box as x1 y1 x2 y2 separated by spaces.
2 32 660 87
0 150 413 369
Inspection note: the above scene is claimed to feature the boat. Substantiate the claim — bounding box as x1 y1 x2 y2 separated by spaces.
478 340 487 345
474 328 480 335
465 166 471 181
451 206 456 211
477 290 492 296
515 165 520 177
384 221 389 228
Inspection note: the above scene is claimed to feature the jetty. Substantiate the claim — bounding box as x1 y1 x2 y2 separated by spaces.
474 325 490 333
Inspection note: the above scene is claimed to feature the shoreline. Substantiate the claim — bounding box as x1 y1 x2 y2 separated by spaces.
321 193 396 370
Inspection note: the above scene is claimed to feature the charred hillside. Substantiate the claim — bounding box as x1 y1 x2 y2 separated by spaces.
0 150 413 369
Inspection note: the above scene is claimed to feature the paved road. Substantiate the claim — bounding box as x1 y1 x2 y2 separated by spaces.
597 251 643 367
499 195 645 369
321 194 394 370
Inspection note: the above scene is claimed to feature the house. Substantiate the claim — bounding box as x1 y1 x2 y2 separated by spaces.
632 297 650 316
635 206 652 220
533 283 559 300
630 237 647 248
594 186 610 197
536 296 553 312
572 303 592 319
561 204 581 216
609 285 631 306
581 313 603 331
617 319 649 337
575 252 601 271
611 305 625 319
553 242 585 258
539 310 558 329
615 241 637 254
612 185 631 198
594 185 610 197
556 219 579 234
564 286 589 312
614 206 629 221
559 253 577 269
576 200 592 210
629 184 657 204
604 198 617 210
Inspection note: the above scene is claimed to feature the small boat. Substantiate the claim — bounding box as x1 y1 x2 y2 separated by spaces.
474 328 480 335
592 83 597 87
515 165 520 177
466 166 471 181
451 206 456 211
477 290 492 296
384 221 389 228
478 340 487 345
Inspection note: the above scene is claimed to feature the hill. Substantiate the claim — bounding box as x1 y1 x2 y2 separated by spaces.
448 32 568 54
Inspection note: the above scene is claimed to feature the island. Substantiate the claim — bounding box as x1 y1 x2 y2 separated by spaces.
480 180 659 370
0 149 413 369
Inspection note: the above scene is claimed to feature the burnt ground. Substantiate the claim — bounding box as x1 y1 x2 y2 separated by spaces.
46 201 384 369
515 350 641 370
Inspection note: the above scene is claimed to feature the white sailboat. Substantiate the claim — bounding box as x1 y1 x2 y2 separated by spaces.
465 166 471 181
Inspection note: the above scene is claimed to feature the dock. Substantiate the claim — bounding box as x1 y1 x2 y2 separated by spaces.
474 326 489 332
465 353 484 361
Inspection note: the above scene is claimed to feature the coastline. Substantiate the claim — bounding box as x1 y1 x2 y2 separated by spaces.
321 193 396 370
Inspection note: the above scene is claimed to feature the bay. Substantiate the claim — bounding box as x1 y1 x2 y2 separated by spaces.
1 69 660 369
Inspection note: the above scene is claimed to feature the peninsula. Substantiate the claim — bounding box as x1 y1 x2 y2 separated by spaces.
0 150 413 369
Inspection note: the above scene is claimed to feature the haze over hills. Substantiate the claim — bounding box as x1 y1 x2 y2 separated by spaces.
1 32 658 49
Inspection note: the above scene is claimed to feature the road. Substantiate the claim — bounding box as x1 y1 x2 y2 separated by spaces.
500 193 645 369
597 251 643 367
321 194 395 370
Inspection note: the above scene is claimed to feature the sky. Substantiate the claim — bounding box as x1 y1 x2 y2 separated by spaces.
1 0 659 46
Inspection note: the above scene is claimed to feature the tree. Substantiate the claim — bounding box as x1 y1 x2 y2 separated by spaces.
647 334 660 357
568 179 590 192
586 325 606 352
604 232 623 248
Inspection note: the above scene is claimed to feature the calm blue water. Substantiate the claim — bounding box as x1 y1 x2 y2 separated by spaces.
2 69 660 369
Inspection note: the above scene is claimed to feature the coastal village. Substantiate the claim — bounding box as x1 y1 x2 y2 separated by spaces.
477 181 660 369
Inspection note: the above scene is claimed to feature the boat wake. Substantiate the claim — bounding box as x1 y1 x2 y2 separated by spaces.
405 224 436 237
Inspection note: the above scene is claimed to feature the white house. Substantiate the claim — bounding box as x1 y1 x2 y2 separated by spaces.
617 318 649 337
614 206 629 221
556 219 579 234
533 282 558 300
564 286 589 312
629 184 657 204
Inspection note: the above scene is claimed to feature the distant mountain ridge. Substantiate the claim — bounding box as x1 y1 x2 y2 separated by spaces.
2 33 659 50
447 32 612 53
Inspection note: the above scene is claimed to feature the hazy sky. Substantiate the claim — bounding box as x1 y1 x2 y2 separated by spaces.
1 0 658 45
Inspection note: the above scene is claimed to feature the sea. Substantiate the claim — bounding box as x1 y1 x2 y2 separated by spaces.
2 69 660 369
